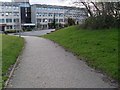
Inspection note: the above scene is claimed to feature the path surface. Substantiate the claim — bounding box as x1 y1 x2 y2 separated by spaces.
8 36 116 88
13 29 55 36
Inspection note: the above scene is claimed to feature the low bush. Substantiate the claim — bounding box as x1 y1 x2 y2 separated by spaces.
5 30 16 33
81 15 120 29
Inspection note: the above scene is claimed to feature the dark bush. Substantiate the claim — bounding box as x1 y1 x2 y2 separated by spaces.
81 15 119 29
113 17 120 28
64 24 69 27
68 18 75 26
48 23 63 29
6 30 16 33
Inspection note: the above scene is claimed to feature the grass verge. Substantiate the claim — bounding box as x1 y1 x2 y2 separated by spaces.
2 34 24 86
42 26 119 82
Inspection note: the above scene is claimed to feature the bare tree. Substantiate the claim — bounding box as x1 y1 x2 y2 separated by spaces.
73 0 93 17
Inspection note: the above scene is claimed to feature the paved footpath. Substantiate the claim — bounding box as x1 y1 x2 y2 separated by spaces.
8 36 116 88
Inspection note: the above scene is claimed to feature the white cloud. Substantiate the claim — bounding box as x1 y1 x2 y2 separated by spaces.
0 0 73 6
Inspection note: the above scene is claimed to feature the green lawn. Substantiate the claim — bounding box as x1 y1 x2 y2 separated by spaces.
2 34 24 85
43 26 119 82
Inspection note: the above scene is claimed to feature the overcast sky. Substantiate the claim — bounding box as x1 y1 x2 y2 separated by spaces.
0 0 73 6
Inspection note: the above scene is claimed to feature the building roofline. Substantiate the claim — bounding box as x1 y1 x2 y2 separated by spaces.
0 1 30 4
0 1 85 9
31 4 85 9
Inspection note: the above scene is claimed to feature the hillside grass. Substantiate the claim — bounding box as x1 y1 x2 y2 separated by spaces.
43 26 119 82
2 34 24 85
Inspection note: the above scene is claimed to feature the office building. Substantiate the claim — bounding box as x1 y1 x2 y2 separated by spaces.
0 0 33 31
0 0 87 31
31 4 87 29
0 2 21 31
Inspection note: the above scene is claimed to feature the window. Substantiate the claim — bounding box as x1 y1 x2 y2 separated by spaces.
0 6 2 10
36 8 39 10
14 19 19 23
5 12 12 16
9 13 12 16
13 6 16 10
6 25 12 29
13 12 19 16
26 14 27 17
55 13 59 17
36 13 42 17
59 19 63 22
43 13 45 17
43 18 47 22
6 13 9 16
55 19 58 22
0 19 4 23
14 25 19 29
37 19 41 23
48 13 53 17
1 13 4 16
17 13 19 16
16 7 19 9
49 19 52 22
8 6 11 9
59 13 64 17
39 14 41 17
36 13 39 16
6 6 8 9
6 19 12 23
1 6 4 10
44 13 47 17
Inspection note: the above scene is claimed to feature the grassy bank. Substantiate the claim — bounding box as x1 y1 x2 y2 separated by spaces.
2 34 24 84
43 26 119 82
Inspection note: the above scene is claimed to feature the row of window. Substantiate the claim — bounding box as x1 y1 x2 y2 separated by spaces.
36 7 82 12
6 25 19 29
36 13 64 17
66 15 82 18
37 19 64 23
0 6 19 10
0 19 19 23
36 8 84 15
36 12 86 18
36 7 63 11
0 12 19 17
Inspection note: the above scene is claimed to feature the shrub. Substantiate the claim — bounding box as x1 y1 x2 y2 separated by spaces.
48 23 63 29
64 24 69 27
6 30 16 33
81 15 119 29
68 18 75 26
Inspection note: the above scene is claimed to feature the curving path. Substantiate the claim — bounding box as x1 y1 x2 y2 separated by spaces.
7 36 116 88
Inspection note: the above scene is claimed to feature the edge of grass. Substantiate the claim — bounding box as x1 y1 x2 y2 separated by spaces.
2 35 24 87
42 26 119 83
